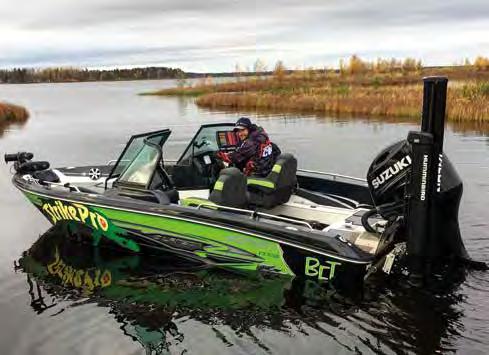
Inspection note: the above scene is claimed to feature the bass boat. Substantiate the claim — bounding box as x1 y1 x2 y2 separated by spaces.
6 77 481 287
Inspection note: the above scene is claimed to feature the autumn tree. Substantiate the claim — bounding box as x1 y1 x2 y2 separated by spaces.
273 60 286 81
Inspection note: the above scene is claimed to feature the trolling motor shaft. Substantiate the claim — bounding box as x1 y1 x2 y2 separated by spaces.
406 77 486 281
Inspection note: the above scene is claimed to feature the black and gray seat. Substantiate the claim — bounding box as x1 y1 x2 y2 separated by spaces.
181 155 297 210
209 167 248 208
181 167 248 209
247 153 297 208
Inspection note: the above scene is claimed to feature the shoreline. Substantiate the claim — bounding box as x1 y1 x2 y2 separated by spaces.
145 64 489 123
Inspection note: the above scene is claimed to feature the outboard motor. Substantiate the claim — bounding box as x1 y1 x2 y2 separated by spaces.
366 76 486 281
367 140 411 219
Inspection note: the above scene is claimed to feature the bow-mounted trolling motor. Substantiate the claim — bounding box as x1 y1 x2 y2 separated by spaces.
365 76 487 282
4 152 50 174
4 152 57 181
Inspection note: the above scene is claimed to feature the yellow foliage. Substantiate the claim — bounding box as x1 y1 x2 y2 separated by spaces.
474 56 489 70
273 60 286 80
346 55 369 74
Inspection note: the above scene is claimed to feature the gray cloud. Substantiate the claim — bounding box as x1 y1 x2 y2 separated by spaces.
0 0 488 71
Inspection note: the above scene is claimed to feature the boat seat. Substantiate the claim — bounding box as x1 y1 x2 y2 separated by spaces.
181 167 248 209
209 167 248 208
247 153 297 209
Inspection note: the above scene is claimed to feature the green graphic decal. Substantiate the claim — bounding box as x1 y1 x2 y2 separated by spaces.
21 191 293 275
42 200 109 231
304 256 341 281
33 196 140 252
103 209 294 275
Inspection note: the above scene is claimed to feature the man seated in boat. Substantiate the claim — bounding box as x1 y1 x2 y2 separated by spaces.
216 117 281 177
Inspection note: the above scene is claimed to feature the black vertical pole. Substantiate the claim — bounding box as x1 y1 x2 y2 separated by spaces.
421 77 448 259
406 76 448 281
406 131 434 280
421 77 448 155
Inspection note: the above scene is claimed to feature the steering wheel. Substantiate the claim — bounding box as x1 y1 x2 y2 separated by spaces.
151 163 175 191
191 155 206 176
192 152 225 182
212 150 226 163
211 153 226 177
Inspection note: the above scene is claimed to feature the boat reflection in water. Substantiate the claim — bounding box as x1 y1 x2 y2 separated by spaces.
16 224 467 354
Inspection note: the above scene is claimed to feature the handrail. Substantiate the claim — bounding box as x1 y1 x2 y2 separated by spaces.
256 211 314 230
196 203 255 216
41 181 81 193
297 168 367 183
107 159 130 165
195 202 313 230
108 158 179 165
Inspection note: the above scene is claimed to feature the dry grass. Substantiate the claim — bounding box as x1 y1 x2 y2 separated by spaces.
196 85 422 118
196 82 489 122
146 56 489 123
0 102 29 124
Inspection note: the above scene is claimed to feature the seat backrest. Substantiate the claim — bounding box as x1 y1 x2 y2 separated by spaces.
268 153 297 190
209 167 248 208
246 153 297 209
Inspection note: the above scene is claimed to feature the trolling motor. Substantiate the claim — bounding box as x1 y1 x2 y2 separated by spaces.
406 77 487 277
4 152 33 164
4 152 50 174
366 76 487 282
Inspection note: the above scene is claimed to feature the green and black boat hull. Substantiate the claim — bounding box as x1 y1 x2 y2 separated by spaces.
14 176 372 287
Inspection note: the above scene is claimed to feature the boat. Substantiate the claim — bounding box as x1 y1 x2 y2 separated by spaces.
5 77 483 287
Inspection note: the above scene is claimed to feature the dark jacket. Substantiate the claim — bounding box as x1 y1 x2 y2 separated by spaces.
229 125 281 177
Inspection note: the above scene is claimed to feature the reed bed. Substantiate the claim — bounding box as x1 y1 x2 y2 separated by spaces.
146 56 489 123
196 83 489 122
0 102 29 124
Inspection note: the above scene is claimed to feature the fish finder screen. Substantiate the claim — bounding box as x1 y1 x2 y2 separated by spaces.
216 131 239 151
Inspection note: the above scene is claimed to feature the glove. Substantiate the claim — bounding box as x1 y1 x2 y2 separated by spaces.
216 151 231 163
244 160 255 176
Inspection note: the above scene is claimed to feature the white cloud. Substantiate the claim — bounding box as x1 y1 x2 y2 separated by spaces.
0 0 488 71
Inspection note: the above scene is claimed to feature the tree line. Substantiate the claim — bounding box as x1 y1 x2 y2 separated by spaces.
0 66 186 84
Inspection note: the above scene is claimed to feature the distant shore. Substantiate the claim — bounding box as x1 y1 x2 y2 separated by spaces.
145 56 489 123
0 66 262 85
0 66 186 84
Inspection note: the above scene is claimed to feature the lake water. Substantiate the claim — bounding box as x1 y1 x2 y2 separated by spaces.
0 79 488 354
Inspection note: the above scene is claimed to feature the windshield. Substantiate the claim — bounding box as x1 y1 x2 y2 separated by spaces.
177 123 235 164
111 135 147 177
117 143 160 187
108 129 171 184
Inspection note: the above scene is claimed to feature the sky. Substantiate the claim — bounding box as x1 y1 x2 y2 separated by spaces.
0 0 488 72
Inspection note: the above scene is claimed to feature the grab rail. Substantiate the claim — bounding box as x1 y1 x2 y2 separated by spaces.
256 211 314 230
107 158 179 165
107 159 130 165
195 203 313 230
40 181 81 193
196 203 255 216
297 168 367 184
